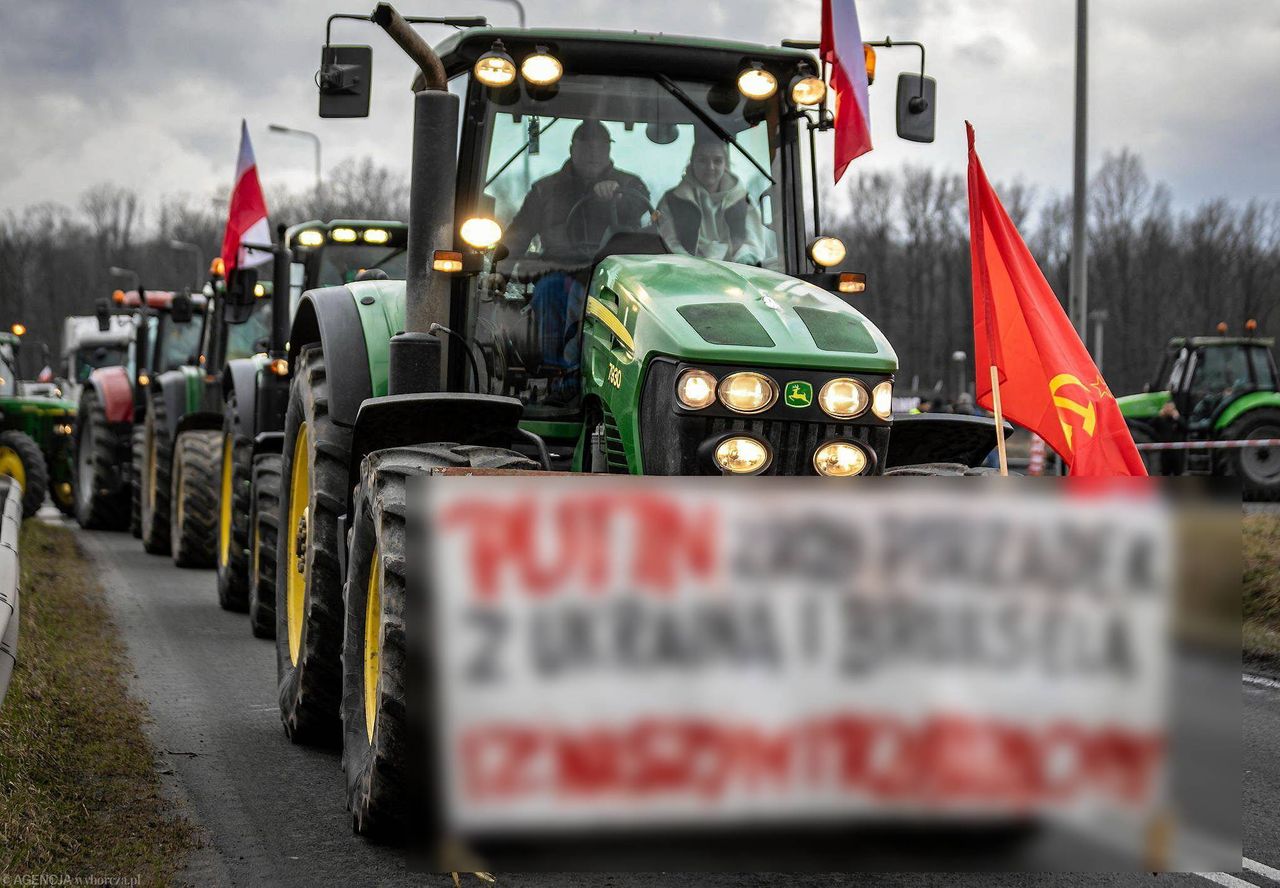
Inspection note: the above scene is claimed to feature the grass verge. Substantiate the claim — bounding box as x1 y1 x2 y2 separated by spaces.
1244 513 1280 670
0 520 195 883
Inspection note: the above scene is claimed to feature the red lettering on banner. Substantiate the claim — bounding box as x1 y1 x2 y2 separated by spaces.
456 715 1163 809
438 492 720 601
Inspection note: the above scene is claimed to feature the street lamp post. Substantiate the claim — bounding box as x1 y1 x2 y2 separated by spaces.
168 240 205 290
951 350 968 400
1088 309 1108 374
269 124 323 202
1069 0 1089 343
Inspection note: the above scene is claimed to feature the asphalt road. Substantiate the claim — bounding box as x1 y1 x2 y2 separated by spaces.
67 520 1279 888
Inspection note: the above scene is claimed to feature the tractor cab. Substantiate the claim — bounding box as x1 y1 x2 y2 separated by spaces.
287 221 409 306
0 335 18 397
1146 336 1278 430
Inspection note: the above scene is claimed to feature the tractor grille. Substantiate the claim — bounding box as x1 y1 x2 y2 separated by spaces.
639 358 890 476
601 409 630 473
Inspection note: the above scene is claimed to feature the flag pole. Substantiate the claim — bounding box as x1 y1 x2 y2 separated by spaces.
988 365 1009 476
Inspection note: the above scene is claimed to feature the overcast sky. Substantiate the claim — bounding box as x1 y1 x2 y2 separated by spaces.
1 0 1278 220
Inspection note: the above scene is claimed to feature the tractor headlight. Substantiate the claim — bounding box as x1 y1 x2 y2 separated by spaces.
330 227 358 243
521 48 563 87
459 217 503 250
790 75 826 106
819 377 869 419
676 369 718 410
474 42 517 87
718 371 777 414
813 441 868 477
296 230 325 247
362 228 390 245
737 64 777 100
714 436 772 475
808 236 846 268
872 381 893 420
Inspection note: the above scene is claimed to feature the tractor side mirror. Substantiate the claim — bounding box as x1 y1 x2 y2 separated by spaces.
318 45 373 118
896 73 937 143
170 291 195 324
95 298 112 332
226 268 259 308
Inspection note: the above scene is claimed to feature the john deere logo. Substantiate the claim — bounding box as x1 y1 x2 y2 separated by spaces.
784 381 813 407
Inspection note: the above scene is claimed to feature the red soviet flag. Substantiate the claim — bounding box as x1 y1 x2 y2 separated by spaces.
820 0 873 182
220 120 272 275
967 122 1146 477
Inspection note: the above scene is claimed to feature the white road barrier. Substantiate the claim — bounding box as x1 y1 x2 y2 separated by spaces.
0 475 21 708
1135 439 1280 451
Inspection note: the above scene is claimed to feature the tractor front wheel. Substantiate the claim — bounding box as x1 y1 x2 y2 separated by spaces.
170 430 221 568
74 388 129 529
1224 407 1280 501
216 398 252 610
248 452 282 639
342 443 540 840
140 394 172 555
0 430 48 518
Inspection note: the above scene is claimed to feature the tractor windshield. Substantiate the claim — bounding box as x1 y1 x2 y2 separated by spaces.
469 71 786 416
153 314 202 373
1187 345 1255 423
76 344 128 381
225 299 273 362
0 352 14 396
314 244 408 288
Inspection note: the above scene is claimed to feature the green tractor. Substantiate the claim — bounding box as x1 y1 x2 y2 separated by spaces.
273 5 990 838
1118 327 1280 498
218 220 408 630
0 331 77 518
139 270 272 565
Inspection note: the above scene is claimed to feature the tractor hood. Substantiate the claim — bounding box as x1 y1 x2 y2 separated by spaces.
593 255 897 373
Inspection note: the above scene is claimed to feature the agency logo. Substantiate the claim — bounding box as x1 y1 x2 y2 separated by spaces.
784 381 813 408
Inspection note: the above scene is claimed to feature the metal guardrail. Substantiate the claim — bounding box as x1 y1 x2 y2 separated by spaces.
1135 438 1280 451
0 475 21 709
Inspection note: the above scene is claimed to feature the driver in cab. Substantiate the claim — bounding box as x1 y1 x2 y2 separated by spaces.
500 118 650 267
495 119 649 404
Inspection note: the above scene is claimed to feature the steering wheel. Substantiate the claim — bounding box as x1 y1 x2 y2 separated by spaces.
562 186 655 256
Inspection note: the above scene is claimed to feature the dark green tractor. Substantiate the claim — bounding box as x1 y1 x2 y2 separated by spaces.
140 270 272 565
217 220 407 631
1119 330 1280 498
0 331 77 518
272 4 985 839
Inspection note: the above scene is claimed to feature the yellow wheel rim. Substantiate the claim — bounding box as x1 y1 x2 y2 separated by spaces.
364 544 381 743
0 447 26 491
286 422 310 666
219 435 234 568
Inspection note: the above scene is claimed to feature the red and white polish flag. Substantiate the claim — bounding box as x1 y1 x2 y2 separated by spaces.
821 0 873 183
220 120 272 273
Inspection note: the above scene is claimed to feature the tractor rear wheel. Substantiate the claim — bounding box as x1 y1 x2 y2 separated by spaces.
140 394 172 555
342 443 540 840
0 430 48 518
248 452 281 639
170 430 221 568
216 397 252 611
129 425 144 537
275 346 351 744
74 388 129 530
1223 407 1280 501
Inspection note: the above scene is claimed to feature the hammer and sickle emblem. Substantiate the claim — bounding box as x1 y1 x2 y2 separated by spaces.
1049 373 1097 451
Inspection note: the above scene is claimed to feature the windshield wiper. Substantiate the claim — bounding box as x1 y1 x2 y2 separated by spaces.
485 117 562 188
653 74 774 184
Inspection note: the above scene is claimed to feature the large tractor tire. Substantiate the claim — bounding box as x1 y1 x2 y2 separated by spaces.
1223 407 1280 501
248 453 282 639
342 444 539 840
275 346 352 744
0 430 48 518
140 394 173 555
216 397 252 611
129 425 144 537
74 388 129 530
170 430 221 568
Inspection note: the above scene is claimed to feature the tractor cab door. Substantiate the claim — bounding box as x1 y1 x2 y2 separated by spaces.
1184 345 1254 429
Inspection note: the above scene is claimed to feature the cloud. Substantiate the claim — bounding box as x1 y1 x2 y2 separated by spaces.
0 0 1277 218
